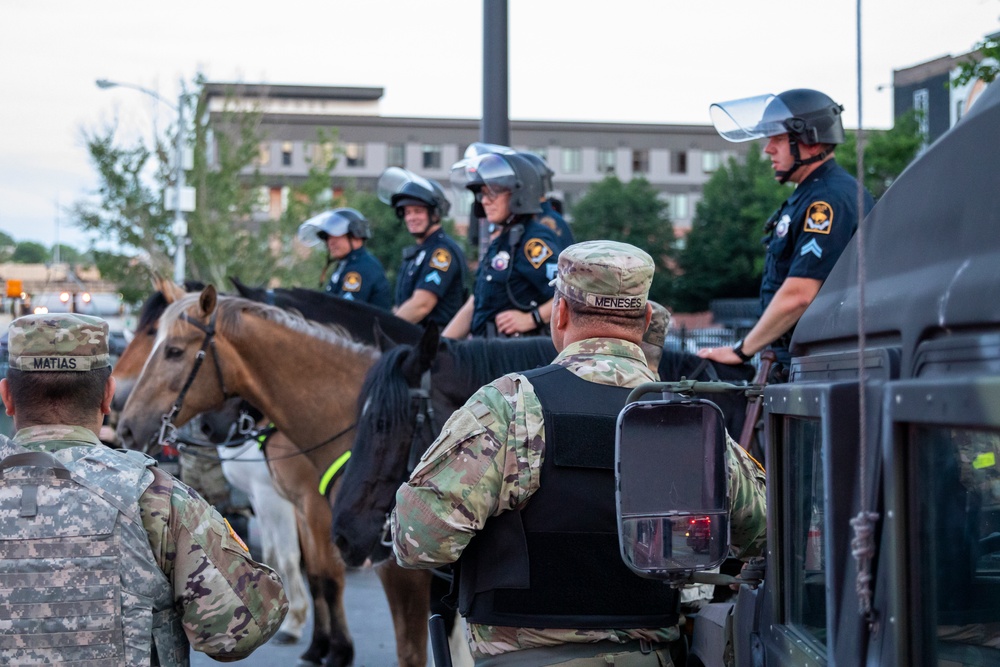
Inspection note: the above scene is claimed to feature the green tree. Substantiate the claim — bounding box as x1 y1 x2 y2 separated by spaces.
570 175 675 305
10 241 50 264
953 35 1000 86
673 148 789 313
51 244 87 265
838 110 924 199
0 230 15 262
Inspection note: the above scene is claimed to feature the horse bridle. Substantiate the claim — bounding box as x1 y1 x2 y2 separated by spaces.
379 368 438 549
156 311 233 448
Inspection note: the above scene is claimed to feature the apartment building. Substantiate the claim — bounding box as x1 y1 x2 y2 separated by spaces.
203 82 750 239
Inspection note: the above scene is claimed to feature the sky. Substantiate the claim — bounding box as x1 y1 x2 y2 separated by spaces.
1 0 997 251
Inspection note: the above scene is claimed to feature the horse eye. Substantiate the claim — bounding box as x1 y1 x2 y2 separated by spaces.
147 327 158 337
164 346 184 360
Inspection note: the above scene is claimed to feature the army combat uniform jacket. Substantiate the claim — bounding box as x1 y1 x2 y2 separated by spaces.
392 338 767 658
2 426 288 665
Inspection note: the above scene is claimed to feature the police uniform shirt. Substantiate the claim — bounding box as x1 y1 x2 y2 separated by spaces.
537 199 575 246
470 218 562 337
325 247 392 310
395 228 468 327
760 159 875 313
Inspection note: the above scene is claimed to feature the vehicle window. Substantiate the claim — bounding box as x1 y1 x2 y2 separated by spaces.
913 426 1000 662
784 417 826 646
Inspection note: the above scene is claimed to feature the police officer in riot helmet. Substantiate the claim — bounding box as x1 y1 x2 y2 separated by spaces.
376 167 468 326
297 207 392 310
699 89 874 367
0 314 288 663
442 152 563 338
462 143 575 244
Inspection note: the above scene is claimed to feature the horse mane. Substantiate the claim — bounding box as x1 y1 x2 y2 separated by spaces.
159 293 374 358
355 345 414 444
135 281 205 333
443 336 557 389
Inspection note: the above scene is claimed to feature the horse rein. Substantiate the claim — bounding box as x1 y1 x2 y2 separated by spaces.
156 311 233 449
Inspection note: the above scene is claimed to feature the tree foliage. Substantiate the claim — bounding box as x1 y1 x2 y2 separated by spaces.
837 110 924 199
10 241 50 264
673 148 789 313
953 36 1000 86
570 175 675 305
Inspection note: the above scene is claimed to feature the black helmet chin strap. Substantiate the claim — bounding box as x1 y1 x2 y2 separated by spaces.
776 135 831 184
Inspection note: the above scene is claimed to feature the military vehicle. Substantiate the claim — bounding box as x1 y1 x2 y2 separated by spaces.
617 76 1000 666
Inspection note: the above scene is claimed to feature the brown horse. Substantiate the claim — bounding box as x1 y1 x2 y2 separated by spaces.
118 286 376 666
116 285 442 667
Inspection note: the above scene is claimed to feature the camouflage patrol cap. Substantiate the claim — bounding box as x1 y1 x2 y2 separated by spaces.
8 313 110 372
550 240 654 313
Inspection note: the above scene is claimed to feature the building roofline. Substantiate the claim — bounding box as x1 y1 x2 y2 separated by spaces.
203 82 385 102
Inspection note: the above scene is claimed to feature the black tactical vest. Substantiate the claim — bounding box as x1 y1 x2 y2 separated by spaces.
458 365 679 629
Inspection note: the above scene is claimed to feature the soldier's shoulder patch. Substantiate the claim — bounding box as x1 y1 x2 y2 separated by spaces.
343 271 362 292
523 238 554 269
429 248 452 271
804 201 833 234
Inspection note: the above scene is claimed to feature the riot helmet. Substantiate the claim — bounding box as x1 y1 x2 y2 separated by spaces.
296 207 372 246
377 167 450 220
710 89 845 183
463 142 516 159
519 151 555 193
449 152 543 219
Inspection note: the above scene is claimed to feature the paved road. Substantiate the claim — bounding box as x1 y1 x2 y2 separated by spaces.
190 565 405 667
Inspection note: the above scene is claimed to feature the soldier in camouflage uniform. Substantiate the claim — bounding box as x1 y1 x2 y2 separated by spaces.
0 313 288 665
392 240 766 665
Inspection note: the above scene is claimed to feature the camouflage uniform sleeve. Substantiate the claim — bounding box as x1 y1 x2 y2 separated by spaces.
726 435 767 558
392 373 543 568
141 467 289 660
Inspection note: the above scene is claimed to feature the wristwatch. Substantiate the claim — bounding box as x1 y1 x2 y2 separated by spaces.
531 308 544 328
732 339 753 362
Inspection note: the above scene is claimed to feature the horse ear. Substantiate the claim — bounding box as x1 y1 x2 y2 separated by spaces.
199 285 218 316
417 322 440 372
162 279 188 304
373 320 397 352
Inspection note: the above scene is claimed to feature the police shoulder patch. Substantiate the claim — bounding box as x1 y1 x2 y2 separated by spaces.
429 248 452 271
804 201 833 234
539 216 559 234
523 238 554 269
343 271 362 292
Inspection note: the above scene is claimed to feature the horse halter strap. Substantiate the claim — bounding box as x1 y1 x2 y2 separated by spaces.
157 311 233 446
407 369 436 474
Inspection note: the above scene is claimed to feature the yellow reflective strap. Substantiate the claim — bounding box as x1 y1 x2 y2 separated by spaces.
973 452 996 470
224 518 249 553
318 450 352 496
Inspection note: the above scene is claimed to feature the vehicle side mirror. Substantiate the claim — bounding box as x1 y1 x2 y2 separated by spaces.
616 398 730 580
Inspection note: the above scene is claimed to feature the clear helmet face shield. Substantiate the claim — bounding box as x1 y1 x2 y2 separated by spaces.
376 167 436 206
710 93 792 143
449 153 517 198
463 141 515 159
296 210 352 246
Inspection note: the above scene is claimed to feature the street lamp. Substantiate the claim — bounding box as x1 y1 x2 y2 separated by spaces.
96 78 190 284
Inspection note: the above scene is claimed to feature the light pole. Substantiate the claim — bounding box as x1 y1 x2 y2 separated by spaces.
96 78 189 284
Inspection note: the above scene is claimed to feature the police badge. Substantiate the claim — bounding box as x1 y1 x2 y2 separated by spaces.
776 214 791 238
491 250 510 271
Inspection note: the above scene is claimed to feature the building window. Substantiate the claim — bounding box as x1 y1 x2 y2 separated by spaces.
312 142 336 167
597 149 616 174
914 88 930 145
669 193 690 219
422 144 442 170
701 151 722 173
345 142 366 168
529 147 548 162
255 142 271 167
387 143 405 168
281 142 293 167
561 148 582 174
671 151 688 174
632 149 650 175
